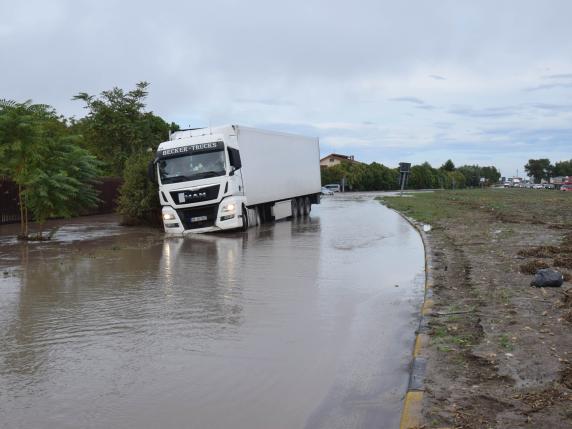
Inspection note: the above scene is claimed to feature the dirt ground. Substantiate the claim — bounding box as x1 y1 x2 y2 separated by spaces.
382 189 572 429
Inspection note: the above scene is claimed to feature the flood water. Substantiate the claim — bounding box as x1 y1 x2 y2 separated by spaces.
0 194 424 429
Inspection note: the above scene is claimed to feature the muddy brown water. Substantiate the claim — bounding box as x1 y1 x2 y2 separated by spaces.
0 194 424 429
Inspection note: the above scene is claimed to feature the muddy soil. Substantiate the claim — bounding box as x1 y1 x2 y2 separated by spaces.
414 196 572 428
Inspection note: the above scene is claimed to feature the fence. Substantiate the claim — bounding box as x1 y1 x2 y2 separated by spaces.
0 179 19 224
0 177 122 225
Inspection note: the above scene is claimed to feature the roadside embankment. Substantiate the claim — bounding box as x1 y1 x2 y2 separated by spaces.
380 189 572 429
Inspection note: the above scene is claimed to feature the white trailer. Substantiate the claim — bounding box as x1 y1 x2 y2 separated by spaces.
151 125 321 234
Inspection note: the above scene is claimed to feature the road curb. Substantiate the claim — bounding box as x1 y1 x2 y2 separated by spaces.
386 208 434 429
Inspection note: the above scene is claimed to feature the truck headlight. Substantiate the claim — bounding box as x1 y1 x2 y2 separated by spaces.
221 203 236 213
163 212 176 221
220 202 237 221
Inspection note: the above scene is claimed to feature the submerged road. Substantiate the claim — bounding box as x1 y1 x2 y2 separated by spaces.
0 194 424 429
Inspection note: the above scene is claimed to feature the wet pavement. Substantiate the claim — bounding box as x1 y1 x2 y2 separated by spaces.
0 193 424 429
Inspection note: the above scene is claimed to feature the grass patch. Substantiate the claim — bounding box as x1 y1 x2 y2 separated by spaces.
496 288 513 305
517 246 560 258
519 260 550 274
554 256 572 269
378 188 572 226
499 334 514 351
431 323 477 352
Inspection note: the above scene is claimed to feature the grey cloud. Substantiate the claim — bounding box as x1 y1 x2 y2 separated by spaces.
448 105 520 118
389 97 425 104
529 103 572 113
429 75 446 80
390 97 437 110
433 122 453 129
542 73 572 80
235 98 294 107
477 127 572 150
523 83 572 92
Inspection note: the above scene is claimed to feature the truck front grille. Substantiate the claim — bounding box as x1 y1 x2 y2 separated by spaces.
170 185 220 205
176 204 219 230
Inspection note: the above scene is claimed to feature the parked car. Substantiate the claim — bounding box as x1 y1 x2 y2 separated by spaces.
560 185 572 192
321 187 334 195
543 184 555 189
533 184 544 189
324 184 341 192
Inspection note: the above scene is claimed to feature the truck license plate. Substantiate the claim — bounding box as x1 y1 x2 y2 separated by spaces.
190 216 207 223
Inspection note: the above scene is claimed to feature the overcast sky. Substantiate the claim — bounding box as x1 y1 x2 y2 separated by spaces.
2 0 572 177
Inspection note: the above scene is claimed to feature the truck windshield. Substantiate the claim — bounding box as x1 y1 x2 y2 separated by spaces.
158 148 226 184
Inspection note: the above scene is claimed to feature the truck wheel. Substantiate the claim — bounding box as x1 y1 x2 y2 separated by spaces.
291 199 298 218
303 197 311 215
241 205 249 231
248 207 261 226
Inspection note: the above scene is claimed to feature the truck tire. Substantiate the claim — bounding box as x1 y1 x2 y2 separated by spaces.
248 207 261 226
303 197 311 215
241 205 249 231
291 198 298 218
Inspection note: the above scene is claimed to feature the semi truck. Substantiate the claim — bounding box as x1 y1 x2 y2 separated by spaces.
150 125 321 234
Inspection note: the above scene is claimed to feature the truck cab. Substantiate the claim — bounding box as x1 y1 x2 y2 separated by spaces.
154 128 246 234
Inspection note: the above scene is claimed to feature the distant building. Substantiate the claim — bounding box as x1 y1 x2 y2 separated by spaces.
320 153 361 168
551 176 572 185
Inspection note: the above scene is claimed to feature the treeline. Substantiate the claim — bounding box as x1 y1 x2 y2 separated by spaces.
0 82 174 238
524 158 572 183
321 159 501 191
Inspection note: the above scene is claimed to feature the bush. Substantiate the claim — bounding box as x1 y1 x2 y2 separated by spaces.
117 151 161 226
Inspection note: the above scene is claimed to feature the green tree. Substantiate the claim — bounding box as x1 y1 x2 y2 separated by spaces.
524 159 552 183
409 162 437 189
321 161 400 191
24 136 101 236
457 165 500 186
480 166 501 184
441 159 455 171
73 82 171 176
447 170 466 189
117 151 161 226
0 100 101 239
552 159 572 177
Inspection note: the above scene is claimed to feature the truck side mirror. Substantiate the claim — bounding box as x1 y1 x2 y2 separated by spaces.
227 147 242 171
229 166 236 176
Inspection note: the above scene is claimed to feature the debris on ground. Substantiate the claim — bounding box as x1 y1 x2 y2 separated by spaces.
531 269 564 288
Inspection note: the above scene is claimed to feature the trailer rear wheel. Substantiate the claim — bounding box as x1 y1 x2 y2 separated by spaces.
291 198 298 218
296 198 303 217
254 207 261 226
303 197 311 215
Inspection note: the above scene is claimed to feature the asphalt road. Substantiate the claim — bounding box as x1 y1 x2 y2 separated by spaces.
0 193 424 429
